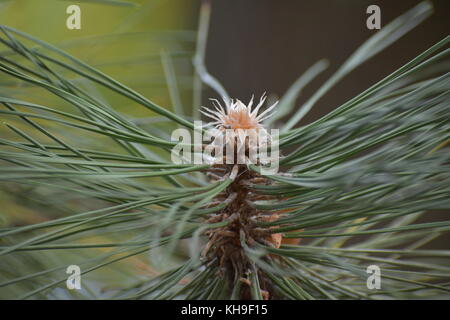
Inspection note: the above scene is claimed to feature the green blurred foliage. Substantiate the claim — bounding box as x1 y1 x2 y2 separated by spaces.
0 0 197 116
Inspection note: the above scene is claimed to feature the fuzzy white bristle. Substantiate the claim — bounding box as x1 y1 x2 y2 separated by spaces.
200 93 278 130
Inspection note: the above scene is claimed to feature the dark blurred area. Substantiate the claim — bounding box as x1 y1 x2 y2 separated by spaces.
202 0 449 126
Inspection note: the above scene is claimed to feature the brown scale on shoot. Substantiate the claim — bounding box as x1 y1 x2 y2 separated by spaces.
198 95 301 299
